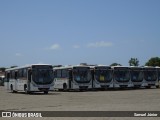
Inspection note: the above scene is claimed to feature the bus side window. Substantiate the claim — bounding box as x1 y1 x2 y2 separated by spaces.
57 70 61 78
54 70 57 77
62 69 68 78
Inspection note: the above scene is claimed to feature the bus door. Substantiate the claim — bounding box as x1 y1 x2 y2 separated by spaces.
14 71 18 90
69 70 72 89
27 69 32 91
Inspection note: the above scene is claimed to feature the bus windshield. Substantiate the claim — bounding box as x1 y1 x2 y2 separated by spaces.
32 67 53 85
114 70 130 82
95 70 112 83
131 70 143 82
73 68 91 83
144 70 157 81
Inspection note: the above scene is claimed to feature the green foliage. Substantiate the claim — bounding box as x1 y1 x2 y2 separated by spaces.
110 63 122 66
129 58 139 66
0 67 6 72
145 57 160 67
10 66 18 68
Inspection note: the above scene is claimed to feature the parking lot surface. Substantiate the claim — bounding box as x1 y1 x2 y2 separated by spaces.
0 86 160 120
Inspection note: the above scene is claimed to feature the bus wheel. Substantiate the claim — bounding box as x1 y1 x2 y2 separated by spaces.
146 86 151 89
24 85 29 94
156 85 159 88
100 88 106 91
10 85 14 93
63 83 67 91
44 91 48 94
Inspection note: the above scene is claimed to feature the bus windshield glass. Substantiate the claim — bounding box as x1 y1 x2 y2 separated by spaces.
144 70 157 81
95 70 112 83
114 70 130 82
73 67 91 83
131 70 143 82
32 66 53 85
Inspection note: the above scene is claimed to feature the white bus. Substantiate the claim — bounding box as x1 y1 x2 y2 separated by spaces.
112 66 131 88
143 66 159 88
53 65 92 91
4 64 54 94
130 66 143 88
91 66 113 89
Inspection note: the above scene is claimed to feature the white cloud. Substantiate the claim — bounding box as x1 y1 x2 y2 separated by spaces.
73 45 80 49
15 53 22 56
87 41 113 48
49 44 60 50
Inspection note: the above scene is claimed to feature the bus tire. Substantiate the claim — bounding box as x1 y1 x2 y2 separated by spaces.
24 85 29 94
10 85 16 93
63 83 67 91
10 85 13 93
156 85 159 88
44 91 48 94
146 86 151 89
59 89 63 91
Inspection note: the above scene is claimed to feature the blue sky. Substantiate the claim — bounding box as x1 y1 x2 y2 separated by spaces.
0 0 160 67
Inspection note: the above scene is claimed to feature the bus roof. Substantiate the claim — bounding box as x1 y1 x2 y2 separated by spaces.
129 66 143 70
111 66 129 69
155 66 160 70
94 65 111 69
6 64 52 71
129 66 143 68
143 66 156 69
53 65 90 70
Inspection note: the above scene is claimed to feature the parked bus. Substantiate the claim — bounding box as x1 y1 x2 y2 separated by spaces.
91 65 113 89
53 65 92 91
4 64 54 94
130 66 143 88
143 66 159 88
112 66 131 88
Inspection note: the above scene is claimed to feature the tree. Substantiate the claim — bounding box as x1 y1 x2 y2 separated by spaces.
145 57 160 66
129 58 139 66
110 63 122 66
10 66 18 68
0 67 6 72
